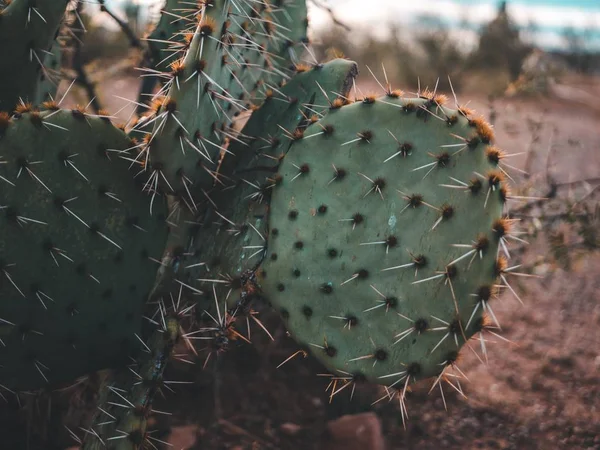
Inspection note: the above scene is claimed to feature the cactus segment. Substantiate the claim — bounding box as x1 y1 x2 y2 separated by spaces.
81 315 182 450
173 59 358 304
34 38 63 105
261 94 506 386
136 0 309 197
221 58 357 176
137 0 191 110
0 0 70 112
147 0 190 73
0 109 169 390
266 0 308 70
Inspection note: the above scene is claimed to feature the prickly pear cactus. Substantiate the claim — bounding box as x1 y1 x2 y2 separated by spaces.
34 39 63 106
0 0 535 447
261 93 508 387
0 0 70 112
179 59 358 304
81 310 183 450
138 0 308 196
0 107 168 390
147 0 190 73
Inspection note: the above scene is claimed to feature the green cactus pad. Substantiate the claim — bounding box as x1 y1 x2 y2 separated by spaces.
0 0 70 112
221 59 357 176
174 59 358 305
33 38 63 106
82 315 181 450
261 94 507 386
0 109 168 390
147 0 190 73
139 0 308 196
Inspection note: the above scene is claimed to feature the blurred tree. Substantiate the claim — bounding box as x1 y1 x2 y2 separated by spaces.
561 25 595 72
314 16 467 93
468 1 531 80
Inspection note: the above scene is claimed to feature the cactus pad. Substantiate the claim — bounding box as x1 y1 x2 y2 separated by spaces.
261 94 507 387
0 0 70 112
140 0 308 196
0 108 168 390
173 59 358 306
81 314 182 450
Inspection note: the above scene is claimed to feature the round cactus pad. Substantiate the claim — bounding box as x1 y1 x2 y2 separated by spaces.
262 95 507 386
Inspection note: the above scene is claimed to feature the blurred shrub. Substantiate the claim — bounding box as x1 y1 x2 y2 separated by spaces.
466 1 532 81
313 17 467 92
313 1 536 94
78 6 132 63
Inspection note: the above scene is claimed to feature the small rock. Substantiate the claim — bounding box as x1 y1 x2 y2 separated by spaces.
167 425 198 449
280 422 302 436
326 412 384 450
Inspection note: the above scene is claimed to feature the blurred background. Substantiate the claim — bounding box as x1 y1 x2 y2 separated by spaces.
4 1 600 449
82 0 600 96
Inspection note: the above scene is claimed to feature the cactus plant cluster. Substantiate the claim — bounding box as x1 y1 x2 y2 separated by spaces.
0 0 525 447
136 0 309 196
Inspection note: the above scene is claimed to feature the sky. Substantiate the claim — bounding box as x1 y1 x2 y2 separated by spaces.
102 0 600 51
309 0 600 50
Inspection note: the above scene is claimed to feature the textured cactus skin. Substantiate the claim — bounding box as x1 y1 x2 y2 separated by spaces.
139 0 308 196
81 315 181 450
220 59 358 177
262 0 308 75
34 38 63 105
147 0 189 73
261 96 505 385
0 109 169 390
136 0 189 108
0 0 70 112
173 59 358 305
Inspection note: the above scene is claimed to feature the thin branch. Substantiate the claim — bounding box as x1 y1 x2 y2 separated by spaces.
309 0 351 31
510 176 600 215
98 0 143 49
